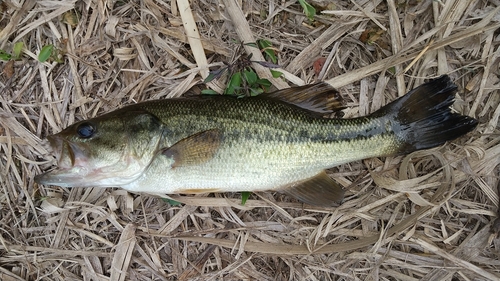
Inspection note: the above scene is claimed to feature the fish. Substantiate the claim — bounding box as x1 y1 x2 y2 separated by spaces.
35 75 478 207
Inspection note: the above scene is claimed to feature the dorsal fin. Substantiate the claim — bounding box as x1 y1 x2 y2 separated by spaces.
263 82 345 114
280 171 344 207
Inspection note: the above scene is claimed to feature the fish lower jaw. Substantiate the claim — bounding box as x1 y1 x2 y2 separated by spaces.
36 166 145 188
35 166 88 187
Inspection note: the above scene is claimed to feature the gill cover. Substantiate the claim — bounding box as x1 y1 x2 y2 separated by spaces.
35 110 164 187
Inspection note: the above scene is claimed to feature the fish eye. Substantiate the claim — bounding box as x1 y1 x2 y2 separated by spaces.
76 122 96 138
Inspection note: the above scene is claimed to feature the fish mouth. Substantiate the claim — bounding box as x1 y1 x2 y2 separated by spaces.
35 135 91 187
48 135 73 168
35 134 147 188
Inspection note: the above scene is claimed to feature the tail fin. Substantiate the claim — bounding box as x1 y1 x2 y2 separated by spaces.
376 75 478 155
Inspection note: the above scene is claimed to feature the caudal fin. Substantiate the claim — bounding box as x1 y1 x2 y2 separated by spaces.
377 75 478 155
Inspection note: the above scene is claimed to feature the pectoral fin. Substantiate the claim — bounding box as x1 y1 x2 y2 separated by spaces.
281 171 344 207
161 129 222 167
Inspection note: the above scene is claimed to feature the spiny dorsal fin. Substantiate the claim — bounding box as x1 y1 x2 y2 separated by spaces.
263 82 345 114
161 129 222 167
281 171 344 207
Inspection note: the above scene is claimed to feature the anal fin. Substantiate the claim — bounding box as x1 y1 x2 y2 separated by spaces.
281 171 344 207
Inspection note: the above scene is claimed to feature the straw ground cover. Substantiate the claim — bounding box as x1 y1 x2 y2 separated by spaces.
0 0 499 280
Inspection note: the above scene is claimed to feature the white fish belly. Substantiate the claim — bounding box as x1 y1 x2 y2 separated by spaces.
121 134 398 194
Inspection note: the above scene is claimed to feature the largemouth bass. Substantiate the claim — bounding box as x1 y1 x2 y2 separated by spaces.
35 75 477 206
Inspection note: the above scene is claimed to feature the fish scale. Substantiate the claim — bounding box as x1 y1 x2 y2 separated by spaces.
36 76 477 207
121 96 401 193
139 96 393 144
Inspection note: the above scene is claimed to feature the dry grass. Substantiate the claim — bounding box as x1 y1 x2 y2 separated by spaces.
0 0 499 280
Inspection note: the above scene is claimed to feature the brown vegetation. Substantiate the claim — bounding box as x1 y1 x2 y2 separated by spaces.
0 0 499 280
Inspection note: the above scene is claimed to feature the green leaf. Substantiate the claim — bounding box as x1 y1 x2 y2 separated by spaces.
225 72 242 95
257 39 271 48
204 67 228 83
243 69 257 85
38 45 54 62
241 192 251 205
244 42 258 48
258 39 278 64
0 50 11 61
264 49 278 64
249 87 264 96
256 78 272 89
298 0 316 20
203 72 218 83
271 70 283 78
161 198 182 206
201 89 219 95
12 42 23 59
